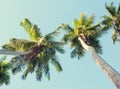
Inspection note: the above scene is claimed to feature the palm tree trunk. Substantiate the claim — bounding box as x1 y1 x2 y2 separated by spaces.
0 49 26 55
78 37 120 89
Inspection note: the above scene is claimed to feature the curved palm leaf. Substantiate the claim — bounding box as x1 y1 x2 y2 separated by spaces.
51 56 62 72
20 18 42 41
3 38 36 52
105 2 116 16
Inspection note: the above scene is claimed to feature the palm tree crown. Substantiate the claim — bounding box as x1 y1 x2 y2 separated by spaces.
102 2 120 43
57 13 104 59
2 18 64 81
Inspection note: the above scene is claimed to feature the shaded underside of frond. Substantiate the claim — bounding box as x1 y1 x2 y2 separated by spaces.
0 72 10 85
11 54 62 81
102 15 113 30
51 56 62 72
71 46 85 59
89 37 102 54
69 36 85 59
10 42 63 81
50 41 65 54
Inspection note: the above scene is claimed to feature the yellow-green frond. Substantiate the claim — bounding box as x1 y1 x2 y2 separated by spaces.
85 13 95 27
20 18 41 41
73 18 79 28
78 13 86 25
3 38 36 52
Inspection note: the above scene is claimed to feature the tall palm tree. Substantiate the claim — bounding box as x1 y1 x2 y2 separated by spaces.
56 13 120 89
2 18 64 81
102 2 120 44
0 56 11 85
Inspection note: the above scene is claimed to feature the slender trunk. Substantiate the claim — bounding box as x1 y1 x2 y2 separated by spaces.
0 49 26 55
78 37 120 89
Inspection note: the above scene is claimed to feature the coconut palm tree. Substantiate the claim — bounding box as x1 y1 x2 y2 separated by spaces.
102 2 120 44
0 56 11 85
56 13 120 89
2 18 64 81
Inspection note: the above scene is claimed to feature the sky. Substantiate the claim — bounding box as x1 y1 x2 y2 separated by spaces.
0 0 120 89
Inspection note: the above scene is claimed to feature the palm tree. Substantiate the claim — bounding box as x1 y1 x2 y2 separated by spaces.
56 13 120 89
2 18 64 81
0 56 11 85
102 2 120 44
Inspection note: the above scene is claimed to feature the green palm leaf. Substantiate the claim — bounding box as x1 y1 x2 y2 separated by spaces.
51 56 62 72
20 18 42 41
43 64 50 80
3 38 36 52
105 2 116 16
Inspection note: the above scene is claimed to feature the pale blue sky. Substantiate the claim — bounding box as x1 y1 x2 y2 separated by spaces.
0 0 120 89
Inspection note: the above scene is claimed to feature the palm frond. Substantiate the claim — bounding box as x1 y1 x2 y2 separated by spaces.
11 54 25 74
105 2 116 16
45 33 55 42
112 29 120 44
22 61 36 79
0 56 11 71
61 34 70 43
22 66 30 80
89 37 102 54
69 36 85 59
78 13 87 26
0 56 11 85
20 18 41 40
102 15 113 29
51 56 62 72
71 46 85 59
36 61 43 81
2 44 15 51
56 24 73 32
50 41 65 54
86 24 100 31
0 73 10 85
70 36 83 49
43 64 50 80
85 13 95 27
45 29 60 39
85 24 107 39
3 38 36 52
73 18 79 28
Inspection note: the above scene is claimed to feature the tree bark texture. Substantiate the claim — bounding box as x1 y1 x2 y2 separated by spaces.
78 37 120 89
0 49 26 55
